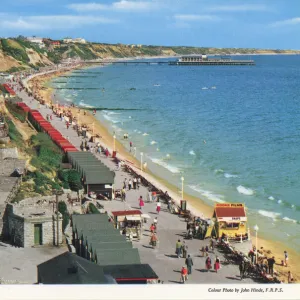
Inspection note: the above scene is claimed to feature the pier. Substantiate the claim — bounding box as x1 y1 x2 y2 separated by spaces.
83 58 255 66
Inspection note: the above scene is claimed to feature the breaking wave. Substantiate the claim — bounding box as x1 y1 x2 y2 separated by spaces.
258 210 281 219
188 185 225 203
150 158 180 174
236 185 254 196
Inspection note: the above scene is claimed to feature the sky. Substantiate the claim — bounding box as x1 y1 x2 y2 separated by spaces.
1 0 300 49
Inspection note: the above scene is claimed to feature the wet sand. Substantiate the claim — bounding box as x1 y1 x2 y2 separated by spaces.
27 67 300 283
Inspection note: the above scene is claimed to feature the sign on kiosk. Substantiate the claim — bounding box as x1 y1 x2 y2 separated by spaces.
215 203 244 207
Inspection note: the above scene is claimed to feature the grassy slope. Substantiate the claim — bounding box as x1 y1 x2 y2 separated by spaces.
1 38 300 72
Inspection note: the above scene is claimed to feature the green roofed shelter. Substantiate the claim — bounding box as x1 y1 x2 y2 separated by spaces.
84 171 115 185
94 248 141 266
67 152 115 198
37 252 116 284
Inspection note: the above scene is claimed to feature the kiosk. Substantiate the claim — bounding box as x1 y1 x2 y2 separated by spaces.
111 210 142 239
206 203 248 240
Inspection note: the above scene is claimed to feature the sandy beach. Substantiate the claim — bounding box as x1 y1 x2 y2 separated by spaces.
26 66 300 283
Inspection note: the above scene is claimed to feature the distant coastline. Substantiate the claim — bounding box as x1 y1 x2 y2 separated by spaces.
1 36 300 72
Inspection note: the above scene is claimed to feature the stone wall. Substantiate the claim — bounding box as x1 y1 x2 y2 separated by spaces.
23 216 63 247
8 212 24 247
0 148 18 160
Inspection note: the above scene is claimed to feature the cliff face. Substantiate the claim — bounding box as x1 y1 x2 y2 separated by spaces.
0 38 300 72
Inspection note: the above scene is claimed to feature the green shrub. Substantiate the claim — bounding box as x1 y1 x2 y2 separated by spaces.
58 169 82 192
1 39 30 63
7 118 23 147
58 201 69 231
88 203 100 214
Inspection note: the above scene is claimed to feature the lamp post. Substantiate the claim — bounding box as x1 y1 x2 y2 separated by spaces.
254 224 259 263
181 176 184 199
53 189 63 247
113 135 116 152
140 152 143 172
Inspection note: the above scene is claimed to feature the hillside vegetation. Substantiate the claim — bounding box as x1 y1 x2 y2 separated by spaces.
1 37 300 72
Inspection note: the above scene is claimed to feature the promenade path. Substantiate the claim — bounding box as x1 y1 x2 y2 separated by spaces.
12 78 255 284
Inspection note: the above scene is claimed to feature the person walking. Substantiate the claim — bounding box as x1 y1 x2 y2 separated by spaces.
117 161 121 171
150 233 158 248
205 256 212 271
267 256 275 276
123 178 128 190
150 223 156 233
156 200 161 214
185 254 193 275
288 271 294 283
205 245 209 256
284 251 288 267
182 241 188 258
214 256 221 273
129 141 133 152
137 177 141 189
180 266 188 283
175 239 182 258
200 246 205 257
128 179 132 190
133 177 137 189
153 217 158 227
239 260 246 280
210 238 215 253
139 196 144 210
121 188 126 202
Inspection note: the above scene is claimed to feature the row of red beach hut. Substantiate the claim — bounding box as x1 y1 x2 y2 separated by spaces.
3 84 16 96
17 103 78 153
16 102 31 112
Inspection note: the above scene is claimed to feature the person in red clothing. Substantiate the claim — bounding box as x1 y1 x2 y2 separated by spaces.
181 266 188 283
139 196 144 210
150 223 156 233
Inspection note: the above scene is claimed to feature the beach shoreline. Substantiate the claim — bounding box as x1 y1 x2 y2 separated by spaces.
26 65 300 283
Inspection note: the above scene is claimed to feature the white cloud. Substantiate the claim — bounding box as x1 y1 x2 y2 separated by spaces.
174 14 220 22
270 17 300 27
1 15 119 30
206 4 269 12
68 1 158 12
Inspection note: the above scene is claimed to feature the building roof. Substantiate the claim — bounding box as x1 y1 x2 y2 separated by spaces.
67 152 115 184
214 207 246 218
10 203 58 220
37 252 116 284
84 234 127 244
112 210 142 217
95 248 141 266
102 264 158 280
72 214 110 227
85 171 115 184
77 228 121 240
87 241 133 252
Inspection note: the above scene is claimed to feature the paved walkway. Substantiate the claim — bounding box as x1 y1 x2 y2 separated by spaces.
0 242 67 284
12 77 255 284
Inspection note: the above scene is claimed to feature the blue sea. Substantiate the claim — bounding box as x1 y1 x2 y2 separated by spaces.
52 55 300 252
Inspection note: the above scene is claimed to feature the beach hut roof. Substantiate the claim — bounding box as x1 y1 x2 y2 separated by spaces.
84 171 115 184
72 214 109 226
81 231 127 244
87 241 133 252
102 264 158 281
94 248 141 266
37 252 116 284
